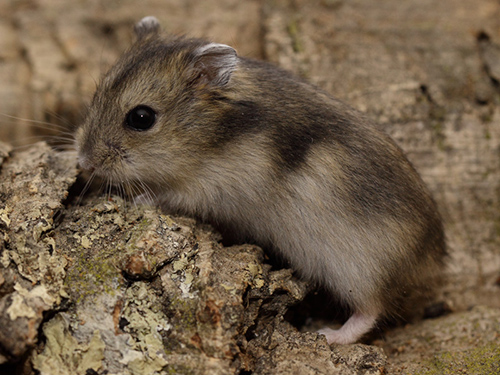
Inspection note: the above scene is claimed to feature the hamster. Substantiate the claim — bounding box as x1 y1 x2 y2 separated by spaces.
75 16 446 345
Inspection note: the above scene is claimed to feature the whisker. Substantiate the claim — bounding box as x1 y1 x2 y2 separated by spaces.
43 108 78 129
108 180 115 203
6 133 73 145
0 113 70 131
127 180 148 217
76 171 96 206
117 181 127 211
56 149 78 157
52 144 77 152
99 177 108 202
45 135 76 142
4 131 75 152
105 179 112 202
0 113 78 152
136 179 157 206
125 180 140 213
139 180 152 200
0 125 73 141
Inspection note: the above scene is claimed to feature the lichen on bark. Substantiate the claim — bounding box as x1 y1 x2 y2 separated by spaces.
1 142 390 375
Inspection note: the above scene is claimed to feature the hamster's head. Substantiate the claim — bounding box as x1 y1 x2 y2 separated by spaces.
75 16 239 190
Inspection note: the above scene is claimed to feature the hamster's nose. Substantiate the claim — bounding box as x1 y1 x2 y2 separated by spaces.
77 154 94 172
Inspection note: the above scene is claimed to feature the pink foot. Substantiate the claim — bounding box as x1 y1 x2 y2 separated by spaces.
317 312 378 344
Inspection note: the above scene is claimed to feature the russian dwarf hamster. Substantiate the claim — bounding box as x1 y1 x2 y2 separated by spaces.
76 16 446 344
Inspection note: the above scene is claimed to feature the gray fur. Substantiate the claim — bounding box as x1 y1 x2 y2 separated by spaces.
75 18 446 344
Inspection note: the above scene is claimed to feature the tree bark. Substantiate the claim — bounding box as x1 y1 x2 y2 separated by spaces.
1 0 500 374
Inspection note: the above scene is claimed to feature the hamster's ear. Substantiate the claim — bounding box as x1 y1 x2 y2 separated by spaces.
193 43 238 87
134 16 160 40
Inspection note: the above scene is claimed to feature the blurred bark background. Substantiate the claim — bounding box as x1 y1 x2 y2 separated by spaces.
0 0 500 374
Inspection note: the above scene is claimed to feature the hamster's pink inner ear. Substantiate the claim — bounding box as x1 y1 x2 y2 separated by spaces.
193 43 238 87
134 16 161 40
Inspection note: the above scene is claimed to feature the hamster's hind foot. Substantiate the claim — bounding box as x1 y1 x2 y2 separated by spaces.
317 312 378 345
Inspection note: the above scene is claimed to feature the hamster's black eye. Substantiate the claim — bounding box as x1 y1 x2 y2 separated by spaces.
125 105 157 131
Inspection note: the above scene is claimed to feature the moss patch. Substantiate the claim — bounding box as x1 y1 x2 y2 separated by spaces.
417 343 500 375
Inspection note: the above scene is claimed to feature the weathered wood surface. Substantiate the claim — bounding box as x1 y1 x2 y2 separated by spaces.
1 0 500 374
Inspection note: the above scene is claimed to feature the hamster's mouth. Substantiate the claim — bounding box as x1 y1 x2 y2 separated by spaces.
77 153 125 180
77 161 121 185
